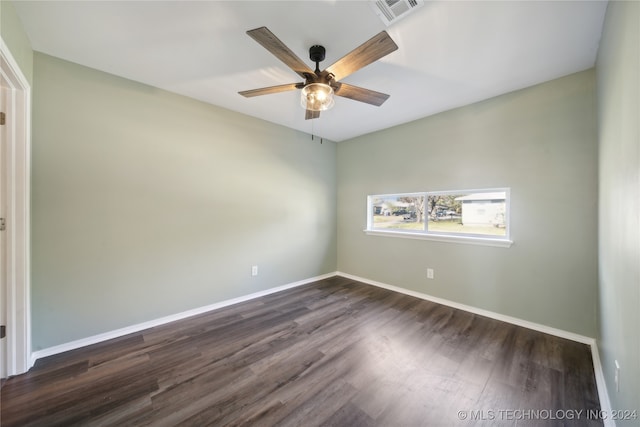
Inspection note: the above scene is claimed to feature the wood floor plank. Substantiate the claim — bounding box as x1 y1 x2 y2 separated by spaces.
0 278 602 426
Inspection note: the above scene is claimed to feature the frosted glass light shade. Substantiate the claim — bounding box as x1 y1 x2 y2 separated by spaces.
300 83 335 111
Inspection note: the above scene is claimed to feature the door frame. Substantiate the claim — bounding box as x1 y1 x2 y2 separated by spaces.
0 38 32 376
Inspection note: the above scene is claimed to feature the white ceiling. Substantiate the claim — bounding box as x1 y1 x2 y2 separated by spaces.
14 0 607 142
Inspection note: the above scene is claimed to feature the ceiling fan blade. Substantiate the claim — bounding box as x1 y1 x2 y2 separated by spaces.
305 109 320 120
239 83 301 98
334 83 390 106
247 27 315 79
326 31 398 82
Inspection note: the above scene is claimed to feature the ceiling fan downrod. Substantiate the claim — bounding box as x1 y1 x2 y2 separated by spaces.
309 45 325 75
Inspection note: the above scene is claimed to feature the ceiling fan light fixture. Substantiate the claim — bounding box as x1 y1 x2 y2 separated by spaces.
300 83 335 112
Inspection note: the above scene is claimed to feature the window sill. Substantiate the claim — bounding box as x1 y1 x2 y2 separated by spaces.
364 229 513 248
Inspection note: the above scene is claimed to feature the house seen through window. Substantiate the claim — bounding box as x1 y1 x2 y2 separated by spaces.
368 189 509 241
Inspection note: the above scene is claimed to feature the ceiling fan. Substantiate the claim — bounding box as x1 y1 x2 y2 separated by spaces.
238 27 398 120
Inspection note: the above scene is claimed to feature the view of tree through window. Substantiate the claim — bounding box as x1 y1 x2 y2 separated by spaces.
370 194 425 231
369 190 509 239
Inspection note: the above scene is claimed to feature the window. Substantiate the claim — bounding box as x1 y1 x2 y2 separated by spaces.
366 189 511 247
369 193 426 231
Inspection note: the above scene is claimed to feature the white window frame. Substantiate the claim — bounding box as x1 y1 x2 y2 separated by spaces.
365 188 513 248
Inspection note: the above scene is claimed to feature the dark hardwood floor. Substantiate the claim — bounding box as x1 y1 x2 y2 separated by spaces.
1 276 601 426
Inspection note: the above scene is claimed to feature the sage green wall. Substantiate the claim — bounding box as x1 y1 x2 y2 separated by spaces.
0 0 33 84
32 53 337 350
596 1 640 422
337 70 598 337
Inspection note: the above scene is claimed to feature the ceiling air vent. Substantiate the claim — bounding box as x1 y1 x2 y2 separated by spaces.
370 0 425 26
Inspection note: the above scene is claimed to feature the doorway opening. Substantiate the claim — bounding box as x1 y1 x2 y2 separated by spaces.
0 38 32 378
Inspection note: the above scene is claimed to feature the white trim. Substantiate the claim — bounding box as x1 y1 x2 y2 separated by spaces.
336 272 619 421
31 272 337 362
0 37 32 376
364 229 513 248
590 343 616 427
29 269 614 421
336 271 594 344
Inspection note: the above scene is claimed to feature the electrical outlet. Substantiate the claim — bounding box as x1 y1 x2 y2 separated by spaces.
251 265 258 277
615 360 620 392
427 268 434 279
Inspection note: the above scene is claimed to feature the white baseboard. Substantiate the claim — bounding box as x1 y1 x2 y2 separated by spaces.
336 271 614 423
31 272 337 363
337 271 594 344
590 343 616 427
29 270 614 425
